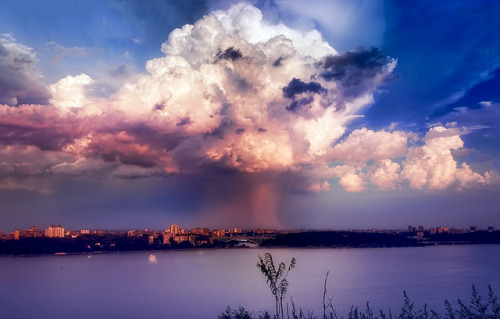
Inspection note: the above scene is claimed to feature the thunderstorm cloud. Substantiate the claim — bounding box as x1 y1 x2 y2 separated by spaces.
0 3 495 216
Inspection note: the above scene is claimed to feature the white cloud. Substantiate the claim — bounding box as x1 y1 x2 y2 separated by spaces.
369 159 400 190
401 126 488 190
339 172 364 192
330 128 409 162
49 74 95 108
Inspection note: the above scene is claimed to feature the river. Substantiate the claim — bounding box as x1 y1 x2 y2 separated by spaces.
1 245 499 318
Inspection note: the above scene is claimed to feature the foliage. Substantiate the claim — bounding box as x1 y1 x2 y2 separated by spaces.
257 252 296 319
218 307 271 319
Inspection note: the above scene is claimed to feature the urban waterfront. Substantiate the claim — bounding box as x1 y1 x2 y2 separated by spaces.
1 245 499 318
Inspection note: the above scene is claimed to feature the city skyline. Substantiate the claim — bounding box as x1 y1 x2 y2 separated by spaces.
1 0 499 232
1 220 499 236
2 221 497 243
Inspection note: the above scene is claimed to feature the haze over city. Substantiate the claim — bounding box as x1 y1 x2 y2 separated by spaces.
1 0 499 232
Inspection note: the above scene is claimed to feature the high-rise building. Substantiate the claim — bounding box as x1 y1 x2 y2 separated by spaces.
13 230 20 240
170 224 180 235
45 224 65 238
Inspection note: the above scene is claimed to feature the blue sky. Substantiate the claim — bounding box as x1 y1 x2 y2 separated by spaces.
0 0 499 231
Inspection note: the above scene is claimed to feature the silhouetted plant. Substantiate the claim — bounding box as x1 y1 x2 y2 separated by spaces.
488 285 500 317
444 300 455 319
400 291 422 319
323 271 338 319
218 306 257 319
257 252 296 319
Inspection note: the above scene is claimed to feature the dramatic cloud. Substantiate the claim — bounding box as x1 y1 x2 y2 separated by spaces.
0 3 495 227
0 34 50 106
401 125 489 190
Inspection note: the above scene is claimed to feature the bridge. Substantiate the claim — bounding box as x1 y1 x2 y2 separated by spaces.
226 239 260 248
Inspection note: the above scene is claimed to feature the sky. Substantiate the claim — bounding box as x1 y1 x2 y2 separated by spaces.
0 0 499 232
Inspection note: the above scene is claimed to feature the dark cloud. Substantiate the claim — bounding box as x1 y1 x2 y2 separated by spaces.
286 97 314 112
320 47 392 97
282 78 326 99
154 101 166 110
282 78 326 112
273 57 283 67
117 154 157 168
0 35 50 106
0 106 83 151
216 47 243 61
225 68 251 91
176 117 191 127
204 116 233 139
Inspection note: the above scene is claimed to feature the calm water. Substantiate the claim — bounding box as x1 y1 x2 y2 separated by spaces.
1 245 499 318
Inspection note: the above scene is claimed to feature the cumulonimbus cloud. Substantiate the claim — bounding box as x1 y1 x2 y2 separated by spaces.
0 3 494 197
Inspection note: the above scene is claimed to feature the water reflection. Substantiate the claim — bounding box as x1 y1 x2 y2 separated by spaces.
148 254 157 264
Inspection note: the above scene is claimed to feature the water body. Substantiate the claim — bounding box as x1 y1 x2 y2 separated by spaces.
1 245 499 318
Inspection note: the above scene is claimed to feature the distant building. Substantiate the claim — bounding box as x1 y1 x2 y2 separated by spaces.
488 226 495 232
148 235 154 245
81 230 90 235
173 235 192 244
227 228 242 235
470 226 477 232
437 226 449 233
212 229 226 237
14 227 43 238
429 228 436 234
163 232 173 245
170 224 180 235
418 226 424 232
13 230 20 240
69 231 80 238
253 229 273 234
45 224 65 238
191 227 211 236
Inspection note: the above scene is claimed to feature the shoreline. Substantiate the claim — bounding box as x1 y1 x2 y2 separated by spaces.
2 241 500 258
